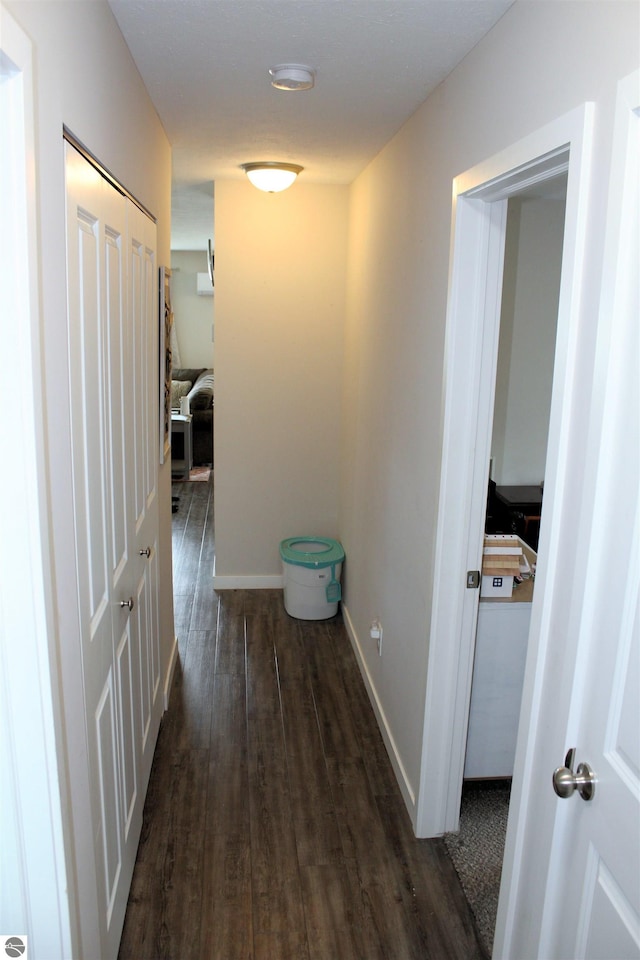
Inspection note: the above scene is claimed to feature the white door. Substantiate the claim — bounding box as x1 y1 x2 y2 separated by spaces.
65 142 161 958
496 72 640 960
127 202 162 792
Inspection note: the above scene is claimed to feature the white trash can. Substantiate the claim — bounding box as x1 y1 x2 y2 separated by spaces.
280 537 345 620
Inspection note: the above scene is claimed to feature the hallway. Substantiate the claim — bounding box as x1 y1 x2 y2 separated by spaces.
118 478 486 959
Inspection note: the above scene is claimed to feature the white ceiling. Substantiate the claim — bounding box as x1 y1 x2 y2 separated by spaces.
108 0 514 249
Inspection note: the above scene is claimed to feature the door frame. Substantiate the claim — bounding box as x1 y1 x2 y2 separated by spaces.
416 101 594 838
0 7 74 955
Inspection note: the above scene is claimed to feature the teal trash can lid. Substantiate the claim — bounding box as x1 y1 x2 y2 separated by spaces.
280 536 344 569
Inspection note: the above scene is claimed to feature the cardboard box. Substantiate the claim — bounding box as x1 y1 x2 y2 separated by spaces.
481 535 530 598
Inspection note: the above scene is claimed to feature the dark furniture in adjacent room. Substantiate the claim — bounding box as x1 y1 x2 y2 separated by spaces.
486 480 543 551
171 367 214 466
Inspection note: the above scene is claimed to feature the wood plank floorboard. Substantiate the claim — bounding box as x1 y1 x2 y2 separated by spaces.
119 477 487 960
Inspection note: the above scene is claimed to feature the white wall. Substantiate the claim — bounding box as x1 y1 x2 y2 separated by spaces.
214 180 348 583
492 195 566 485
3 1 172 954
170 250 215 368
340 1 639 819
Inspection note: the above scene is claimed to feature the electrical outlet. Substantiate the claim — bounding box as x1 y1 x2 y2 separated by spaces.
370 619 383 655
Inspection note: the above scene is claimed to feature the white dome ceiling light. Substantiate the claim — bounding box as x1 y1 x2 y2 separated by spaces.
269 63 316 92
240 162 304 193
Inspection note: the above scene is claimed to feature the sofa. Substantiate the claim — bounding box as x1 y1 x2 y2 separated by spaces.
171 367 214 466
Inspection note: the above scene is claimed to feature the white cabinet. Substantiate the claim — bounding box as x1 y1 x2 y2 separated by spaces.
464 598 531 779
171 413 193 479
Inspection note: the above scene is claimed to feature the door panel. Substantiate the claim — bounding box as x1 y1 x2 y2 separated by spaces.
149 537 161 705
75 209 110 624
144 243 159 493
130 235 146 533
134 568 151 750
115 619 138 839
129 219 158 526
95 670 122 921
105 225 127 587
581 856 639 960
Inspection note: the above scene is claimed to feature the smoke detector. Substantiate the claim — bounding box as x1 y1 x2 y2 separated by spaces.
269 64 315 91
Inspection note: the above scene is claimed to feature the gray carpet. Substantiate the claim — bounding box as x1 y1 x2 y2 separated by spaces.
443 782 511 957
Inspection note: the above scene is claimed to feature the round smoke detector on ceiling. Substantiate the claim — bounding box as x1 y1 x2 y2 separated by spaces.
269 63 315 91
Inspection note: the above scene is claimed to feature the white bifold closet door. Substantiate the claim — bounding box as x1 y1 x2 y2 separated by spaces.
65 142 162 959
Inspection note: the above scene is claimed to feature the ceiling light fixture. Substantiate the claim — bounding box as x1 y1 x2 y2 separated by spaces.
241 162 304 193
269 63 315 92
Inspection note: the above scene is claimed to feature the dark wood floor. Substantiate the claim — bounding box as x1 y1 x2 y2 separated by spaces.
118 477 486 960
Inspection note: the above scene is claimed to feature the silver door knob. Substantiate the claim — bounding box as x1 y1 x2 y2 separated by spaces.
119 597 134 612
553 747 596 801
139 547 151 557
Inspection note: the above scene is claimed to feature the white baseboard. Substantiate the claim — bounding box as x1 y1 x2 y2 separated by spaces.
163 634 179 711
341 603 416 817
212 557 283 590
212 574 284 590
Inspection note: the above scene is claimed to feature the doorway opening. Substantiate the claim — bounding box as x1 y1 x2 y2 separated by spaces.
169 181 215 490
417 103 593 824
446 175 568 954
466 176 568 776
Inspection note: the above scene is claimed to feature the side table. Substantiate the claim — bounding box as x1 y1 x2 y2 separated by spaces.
170 413 193 480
